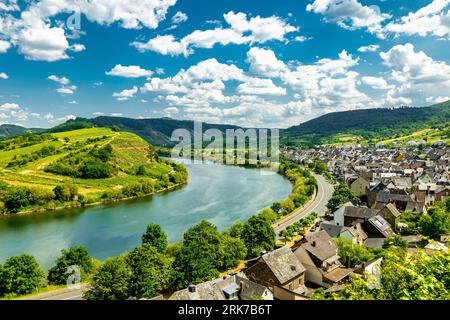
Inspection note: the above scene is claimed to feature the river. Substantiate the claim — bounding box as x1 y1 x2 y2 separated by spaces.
0 160 291 269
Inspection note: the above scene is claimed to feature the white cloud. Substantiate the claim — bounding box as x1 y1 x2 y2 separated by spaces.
306 0 391 37
380 43 450 105
237 78 287 96
294 35 312 42
92 112 104 116
0 0 19 12
0 40 11 53
106 64 153 78
132 11 297 56
69 43 86 52
172 11 188 24
68 100 77 104
48 75 70 85
0 72 8 79
0 0 177 61
361 76 391 90
384 0 450 39
113 86 138 101
246 47 287 77
57 85 77 95
132 35 188 56
358 44 379 52
426 96 450 103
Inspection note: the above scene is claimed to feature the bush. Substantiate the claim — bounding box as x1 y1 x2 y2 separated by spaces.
47 246 94 285
0 254 45 297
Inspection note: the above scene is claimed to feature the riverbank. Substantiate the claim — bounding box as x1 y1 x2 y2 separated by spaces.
0 181 186 218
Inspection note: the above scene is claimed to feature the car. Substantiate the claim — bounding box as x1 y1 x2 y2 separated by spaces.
310 226 317 232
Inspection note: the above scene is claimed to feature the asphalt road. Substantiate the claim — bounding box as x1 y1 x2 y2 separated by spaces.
273 174 334 234
22 285 89 300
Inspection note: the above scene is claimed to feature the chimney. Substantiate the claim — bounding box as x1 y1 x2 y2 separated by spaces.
291 265 296 271
311 241 316 247
188 285 196 293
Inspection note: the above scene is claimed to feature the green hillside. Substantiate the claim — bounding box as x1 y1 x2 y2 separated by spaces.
0 124 44 139
0 128 187 215
282 100 450 147
90 116 244 147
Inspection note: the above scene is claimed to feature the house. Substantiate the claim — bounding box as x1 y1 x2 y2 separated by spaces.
170 273 273 300
343 206 380 226
362 215 395 238
354 257 383 289
378 203 401 227
350 176 369 197
244 246 308 300
436 187 449 202
340 223 368 245
294 230 353 288
332 201 354 226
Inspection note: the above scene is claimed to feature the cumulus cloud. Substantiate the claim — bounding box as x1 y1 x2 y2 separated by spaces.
0 40 11 53
0 72 8 79
361 76 391 90
246 47 287 77
358 44 380 52
113 86 138 101
132 11 297 56
384 0 450 39
48 74 77 94
106 64 153 78
48 75 70 85
0 0 177 61
380 43 450 105
306 0 391 37
171 11 188 24
237 78 287 96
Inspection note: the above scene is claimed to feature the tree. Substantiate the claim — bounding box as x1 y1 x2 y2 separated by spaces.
241 215 276 258
80 159 110 179
327 184 356 212
47 246 94 285
383 235 408 249
219 235 247 269
84 256 131 300
142 224 168 252
419 202 450 239
229 221 244 238
126 244 172 299
335 237 376 268
0 254 45 297
270 202 282 214
172 221 223 289
53 182 78 202
4 187 31 213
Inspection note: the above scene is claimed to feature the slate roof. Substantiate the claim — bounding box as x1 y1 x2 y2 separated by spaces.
343 206 379 219
367 215 395 238
261 246 306 284
302 230 338 262
384 203 401 218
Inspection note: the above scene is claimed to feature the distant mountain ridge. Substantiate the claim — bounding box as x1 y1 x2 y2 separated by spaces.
2 100 449 147
282 100 450 147
0 124 44 139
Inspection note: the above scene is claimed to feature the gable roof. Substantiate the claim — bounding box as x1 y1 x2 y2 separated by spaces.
383 203 401 218
301 230 338 262
343 206 379 219
367 215 395 238
261 246 306 284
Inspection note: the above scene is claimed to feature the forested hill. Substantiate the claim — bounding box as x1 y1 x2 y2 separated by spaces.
282 100 450 147
0 124 44 139
91 116 244 146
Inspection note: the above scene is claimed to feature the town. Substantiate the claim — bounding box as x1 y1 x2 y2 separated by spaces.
168 144 449 300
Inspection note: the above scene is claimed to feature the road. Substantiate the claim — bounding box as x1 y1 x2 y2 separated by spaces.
22 285 89 300
273 174 334 234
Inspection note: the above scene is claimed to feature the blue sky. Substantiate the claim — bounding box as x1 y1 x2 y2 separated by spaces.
0 0 449 128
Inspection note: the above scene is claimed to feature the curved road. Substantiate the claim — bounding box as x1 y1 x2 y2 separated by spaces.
273 174 334 234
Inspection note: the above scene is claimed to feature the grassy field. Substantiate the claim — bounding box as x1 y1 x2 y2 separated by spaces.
0 128 186 214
